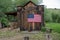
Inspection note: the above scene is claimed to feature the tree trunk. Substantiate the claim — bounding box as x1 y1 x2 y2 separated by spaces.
0 22 2 28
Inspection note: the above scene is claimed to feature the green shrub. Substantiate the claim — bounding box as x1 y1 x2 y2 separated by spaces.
44 8 60 23
44 8 52 22
41 27 46 32
57 13 60 23
46 23 60 33
0 12 9 27
52 13 58 22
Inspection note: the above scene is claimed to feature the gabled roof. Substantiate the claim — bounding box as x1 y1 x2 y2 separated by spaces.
23 1 37 7
17 1 38 7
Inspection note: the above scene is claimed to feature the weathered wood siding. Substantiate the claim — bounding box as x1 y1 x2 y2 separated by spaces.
17 1 44 31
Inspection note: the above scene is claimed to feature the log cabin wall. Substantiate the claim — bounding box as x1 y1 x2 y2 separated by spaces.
17 1 44 31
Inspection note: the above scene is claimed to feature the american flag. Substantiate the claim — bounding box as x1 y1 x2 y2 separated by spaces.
27 14 41 22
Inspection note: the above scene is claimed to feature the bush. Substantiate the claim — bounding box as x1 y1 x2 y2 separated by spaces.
44 8 60 23
0 12 9 27
41 27 46 32
57 13 60 23
44 8 52 22
52 13 58 22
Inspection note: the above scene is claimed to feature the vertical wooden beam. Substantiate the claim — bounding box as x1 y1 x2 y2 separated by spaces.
32 22 34 30
17 6 22 31
17 12 20 28
38 5 45 27
41 5 45 26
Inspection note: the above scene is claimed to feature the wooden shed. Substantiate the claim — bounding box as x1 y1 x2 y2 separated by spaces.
17 1 44 31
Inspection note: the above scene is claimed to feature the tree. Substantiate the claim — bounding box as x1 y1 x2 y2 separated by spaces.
0 0 42 13
44 8 52 22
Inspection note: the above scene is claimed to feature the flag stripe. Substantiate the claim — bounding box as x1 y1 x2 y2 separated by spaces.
28 14 41 22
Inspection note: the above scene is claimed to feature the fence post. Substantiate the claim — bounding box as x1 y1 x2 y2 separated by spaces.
24 36 29 40
46 28 52 40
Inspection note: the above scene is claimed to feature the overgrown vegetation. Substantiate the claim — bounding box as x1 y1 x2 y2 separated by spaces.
46 23 60 33
0 0 41 13
0 12 9 28
44 8 60 23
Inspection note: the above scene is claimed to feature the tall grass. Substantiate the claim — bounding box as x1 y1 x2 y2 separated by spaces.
46 23 60 33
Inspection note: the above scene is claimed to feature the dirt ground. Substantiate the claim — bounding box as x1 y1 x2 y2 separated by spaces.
0 28 41 40
0 28 58 40
0 34 23 40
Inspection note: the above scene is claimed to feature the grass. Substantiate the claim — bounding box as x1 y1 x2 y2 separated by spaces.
0 29 19 38
0 23 60 40
46 22 60 33
23 32 60 40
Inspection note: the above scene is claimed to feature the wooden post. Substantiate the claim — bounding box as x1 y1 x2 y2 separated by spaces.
24 36 29 40
46 29 52 40
28 23 30 31
32 22 34 31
